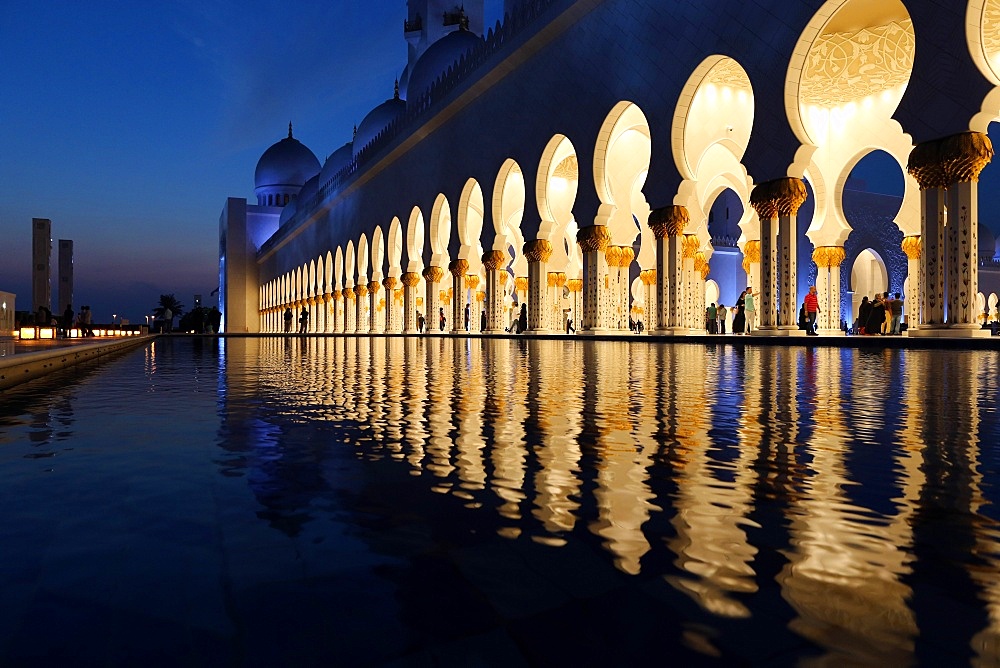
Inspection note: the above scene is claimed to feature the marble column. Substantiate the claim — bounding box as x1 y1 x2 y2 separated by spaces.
901 236 921 332
750 178 807 336
382 277 398 333
812 246 846 335
355 284 368 333
343 287 356 333
402 272 420 333
423 266 444 333
449 259 468 334
742 240 760 296
693 251 708 331
576 225 611 332
524 239 553 332
648 205 688 332
483 250 507 333
332 290 342 332
368 281 381 333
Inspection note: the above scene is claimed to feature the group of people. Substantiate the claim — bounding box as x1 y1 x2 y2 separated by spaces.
854 292 904 335
706 287 757 335
30 304 95 337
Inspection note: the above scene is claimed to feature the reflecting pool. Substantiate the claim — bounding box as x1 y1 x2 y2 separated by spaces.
2 336 1000 665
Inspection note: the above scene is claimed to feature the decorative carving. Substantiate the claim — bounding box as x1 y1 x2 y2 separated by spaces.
423 266 444 283
382 276 397 290
524 239 553 263
547 272 558 287
640 269 656 285
567 278 583 292
605 245 622 267
682 234 700 259
464 274 480 290
449 259 469 277
355 284 368 298
555 273 567 288
401 272 420 287
482 250 507 270
648 205 689 238
577 225 611 252
901 235 921 260
750 183 779 220
694 252 709 278
941 132 993 183
515 277 529 292
499 271 509 285
801 20 914 106
368 281 380 293
476 290 486 302
333 290 342 300
619 246 635 268
343 287 355 300
985 1 1000 69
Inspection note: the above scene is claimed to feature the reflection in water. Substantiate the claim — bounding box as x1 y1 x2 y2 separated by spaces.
207 337 1000 663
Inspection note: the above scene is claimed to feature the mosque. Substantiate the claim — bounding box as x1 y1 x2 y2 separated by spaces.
219 0 1000 337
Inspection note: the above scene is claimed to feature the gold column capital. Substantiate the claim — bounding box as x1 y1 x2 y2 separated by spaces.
909 132 994 187
514 276 528 292
523 239 554 263
648 205 689 238
555 272 567 288
449 259 469 277
401 272 420 287
423 265 444 283
464 274 480 290
902 235 921 260
547 272 558 287
604 245 622 267
567 278 583 292
355 284 368 298
367 281 380 293
482 250 507 270
682 234 700 259
333 289 342 300
576 225 611 252
382 276 397 290
343 287 355 300
751 178 807 218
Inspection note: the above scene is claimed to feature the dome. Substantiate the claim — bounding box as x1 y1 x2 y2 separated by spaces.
297 174 320 207
254 124 321 192
406 28 484 102
279 199 298 226
354 92 406 157
320 141 354 186
397 64 410 100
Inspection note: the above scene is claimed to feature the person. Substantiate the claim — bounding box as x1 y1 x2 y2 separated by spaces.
890 292 903 335
798 302 808 330
868 293 885 335
744 287 756 333
298 307 309 333
439 307 446 331
211 307 222 334
636 319 644 333
733 290 746 334
84 306 94 336
417 311 425 333
62 304 74 337
804 285 819 335
566 318 576 334
283 307 293 333
480 309 487 332
717 303 728 334
464 304 470 331
707 303 717 333
518 303 528 333
857 296 871 335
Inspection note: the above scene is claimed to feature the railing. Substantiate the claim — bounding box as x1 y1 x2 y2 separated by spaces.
269 0 559 247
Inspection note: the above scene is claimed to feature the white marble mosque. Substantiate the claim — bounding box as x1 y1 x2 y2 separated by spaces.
218 0 1000 338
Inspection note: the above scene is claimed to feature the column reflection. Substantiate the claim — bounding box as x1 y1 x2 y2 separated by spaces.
666 343 759 618
586 341 655 575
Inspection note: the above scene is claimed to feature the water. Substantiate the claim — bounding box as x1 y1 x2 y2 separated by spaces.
2 336 1000 666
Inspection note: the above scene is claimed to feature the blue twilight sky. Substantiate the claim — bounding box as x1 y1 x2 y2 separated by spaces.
0 1 996 324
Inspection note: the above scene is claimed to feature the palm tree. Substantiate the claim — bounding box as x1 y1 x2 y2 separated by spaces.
153 294 185 322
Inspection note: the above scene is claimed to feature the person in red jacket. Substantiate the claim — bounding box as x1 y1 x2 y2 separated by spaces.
804 285 820 335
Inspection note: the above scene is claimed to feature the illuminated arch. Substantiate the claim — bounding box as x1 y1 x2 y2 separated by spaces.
387 217 403 278
536 135 581 277
406 206 425 273
594 101 650 247
492 158 527 277
371 226 385 281
429 193 452 268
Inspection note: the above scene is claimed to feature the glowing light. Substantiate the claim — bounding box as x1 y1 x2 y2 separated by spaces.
39 327 56 339
551 176 568 192
19 327 36 340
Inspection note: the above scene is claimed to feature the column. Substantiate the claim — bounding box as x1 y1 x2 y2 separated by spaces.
382 277 398 333
423 266 444 332
776 179 807 332
483 250 507 333
332 290 342 332
322 291 332 333
449 259 468 334
908 141 949 329
742 240 761 295
648 205 688 333
942 133 991 330
466 274 481 332
576 225 611 332
401 272 420 333
693 251 708 331
750 189 778 332
640 269 656 332
682 236 698 330
524 239 552 332
343 287 356 332
901 236 921 332
355 284 368 333
368 281 381 333
812 246 845 335
552 272 567 332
